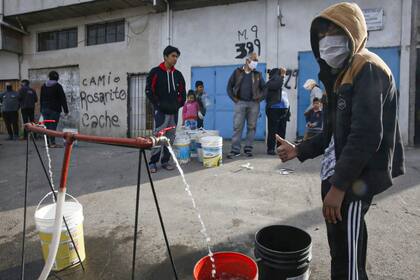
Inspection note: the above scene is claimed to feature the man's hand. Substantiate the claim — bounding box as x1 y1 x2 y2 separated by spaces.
280 67 287 77
276 134 297 162
233 97 239 103
198 111 204 120
323 186 345 224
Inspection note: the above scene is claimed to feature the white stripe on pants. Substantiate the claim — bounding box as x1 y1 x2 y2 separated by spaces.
348 201 362 280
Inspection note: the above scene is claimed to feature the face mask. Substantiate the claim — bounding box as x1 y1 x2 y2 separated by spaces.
248 60 258 70
319 35 350 69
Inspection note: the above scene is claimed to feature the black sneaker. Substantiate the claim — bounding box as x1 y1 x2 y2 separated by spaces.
267 150 276 156
245 151 253 157
227 151 241 159
149 163 157 173
161 163 175 171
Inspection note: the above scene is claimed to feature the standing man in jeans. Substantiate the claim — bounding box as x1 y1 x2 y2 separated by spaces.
40 71 69 148
0 83 20 140
18 79 38 139
227 52 265 158
146 45 186 173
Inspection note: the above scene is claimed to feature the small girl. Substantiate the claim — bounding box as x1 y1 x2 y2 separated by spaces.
182 90 200 130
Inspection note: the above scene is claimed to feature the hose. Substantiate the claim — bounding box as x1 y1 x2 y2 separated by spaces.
37 190 66 280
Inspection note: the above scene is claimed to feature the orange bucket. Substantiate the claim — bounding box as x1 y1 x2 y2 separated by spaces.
194 252 258 280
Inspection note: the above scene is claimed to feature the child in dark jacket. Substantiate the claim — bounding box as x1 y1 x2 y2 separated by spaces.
304 97 323 140
182 90 199 130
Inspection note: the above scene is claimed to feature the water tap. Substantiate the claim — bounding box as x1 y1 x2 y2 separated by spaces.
153 126 176 147
156 126 176 137
153 135 170 146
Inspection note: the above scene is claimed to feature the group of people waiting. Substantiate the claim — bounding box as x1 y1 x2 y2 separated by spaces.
145 45 324 172
0 71 69 147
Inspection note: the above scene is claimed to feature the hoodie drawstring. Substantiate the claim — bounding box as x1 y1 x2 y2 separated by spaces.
171 72 176 94
166 71 177 95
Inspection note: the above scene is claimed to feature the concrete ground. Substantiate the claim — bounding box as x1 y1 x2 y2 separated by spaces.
0 138 419 280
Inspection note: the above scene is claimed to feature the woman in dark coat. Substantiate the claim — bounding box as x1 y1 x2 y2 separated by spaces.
265 67 290 155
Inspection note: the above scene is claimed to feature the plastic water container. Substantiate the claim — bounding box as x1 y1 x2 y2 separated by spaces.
174 134 191 164
186 130 202 158
254 225 312 280
34 192 86 271
194 252 258 280
197 130 219 163
201 136 223 168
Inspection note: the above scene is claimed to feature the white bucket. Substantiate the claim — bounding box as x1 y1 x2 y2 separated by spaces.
197 130 220 163
174 134 191 164
201 136 223 168
62 128 78 146
186 130 202 158
34 192 86 271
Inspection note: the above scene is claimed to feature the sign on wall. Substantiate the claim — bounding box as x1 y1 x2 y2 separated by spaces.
80 72 126 130
363 8 384 31
235 25 261 59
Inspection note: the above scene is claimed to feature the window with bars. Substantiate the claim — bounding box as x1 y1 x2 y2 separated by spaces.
38 28 78 52
86 20 125 46
128 74 154 138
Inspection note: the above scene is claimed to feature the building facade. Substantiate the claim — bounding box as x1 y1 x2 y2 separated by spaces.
0 0 418 145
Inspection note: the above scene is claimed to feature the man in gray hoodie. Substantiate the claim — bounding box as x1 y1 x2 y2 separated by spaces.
0 83 20 140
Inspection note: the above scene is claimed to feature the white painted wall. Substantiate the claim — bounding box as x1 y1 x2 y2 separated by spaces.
20 6 163 137
0 51 19 80
15 0 410 142
172 0 405 141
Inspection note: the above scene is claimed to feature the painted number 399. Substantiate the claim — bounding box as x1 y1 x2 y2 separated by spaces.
235 39 261 59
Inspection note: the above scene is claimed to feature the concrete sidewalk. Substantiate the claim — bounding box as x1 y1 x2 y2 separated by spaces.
0 139 419 279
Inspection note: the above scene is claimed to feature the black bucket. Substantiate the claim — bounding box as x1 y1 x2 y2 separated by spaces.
254 225 312 280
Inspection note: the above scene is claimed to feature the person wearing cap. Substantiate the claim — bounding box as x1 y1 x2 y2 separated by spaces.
146 45 186 173
303 78 324 113
18 79 38 139
226 52 265 158
276 3 405 279
0 83 20 140
194 80 208 129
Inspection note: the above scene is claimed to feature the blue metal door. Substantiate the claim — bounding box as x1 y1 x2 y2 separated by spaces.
191 64 267 140
297 47 400 137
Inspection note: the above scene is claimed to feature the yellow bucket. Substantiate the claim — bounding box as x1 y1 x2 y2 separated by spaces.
201 136 223 168
35 192 86 271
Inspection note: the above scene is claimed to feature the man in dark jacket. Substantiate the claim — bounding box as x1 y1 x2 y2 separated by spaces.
146 45 186 173
265 67 287 155
226 52 265 158
276 3 405 280
0 83 20 140
194 81 207 129
40 71 69 148
18 79 38 139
